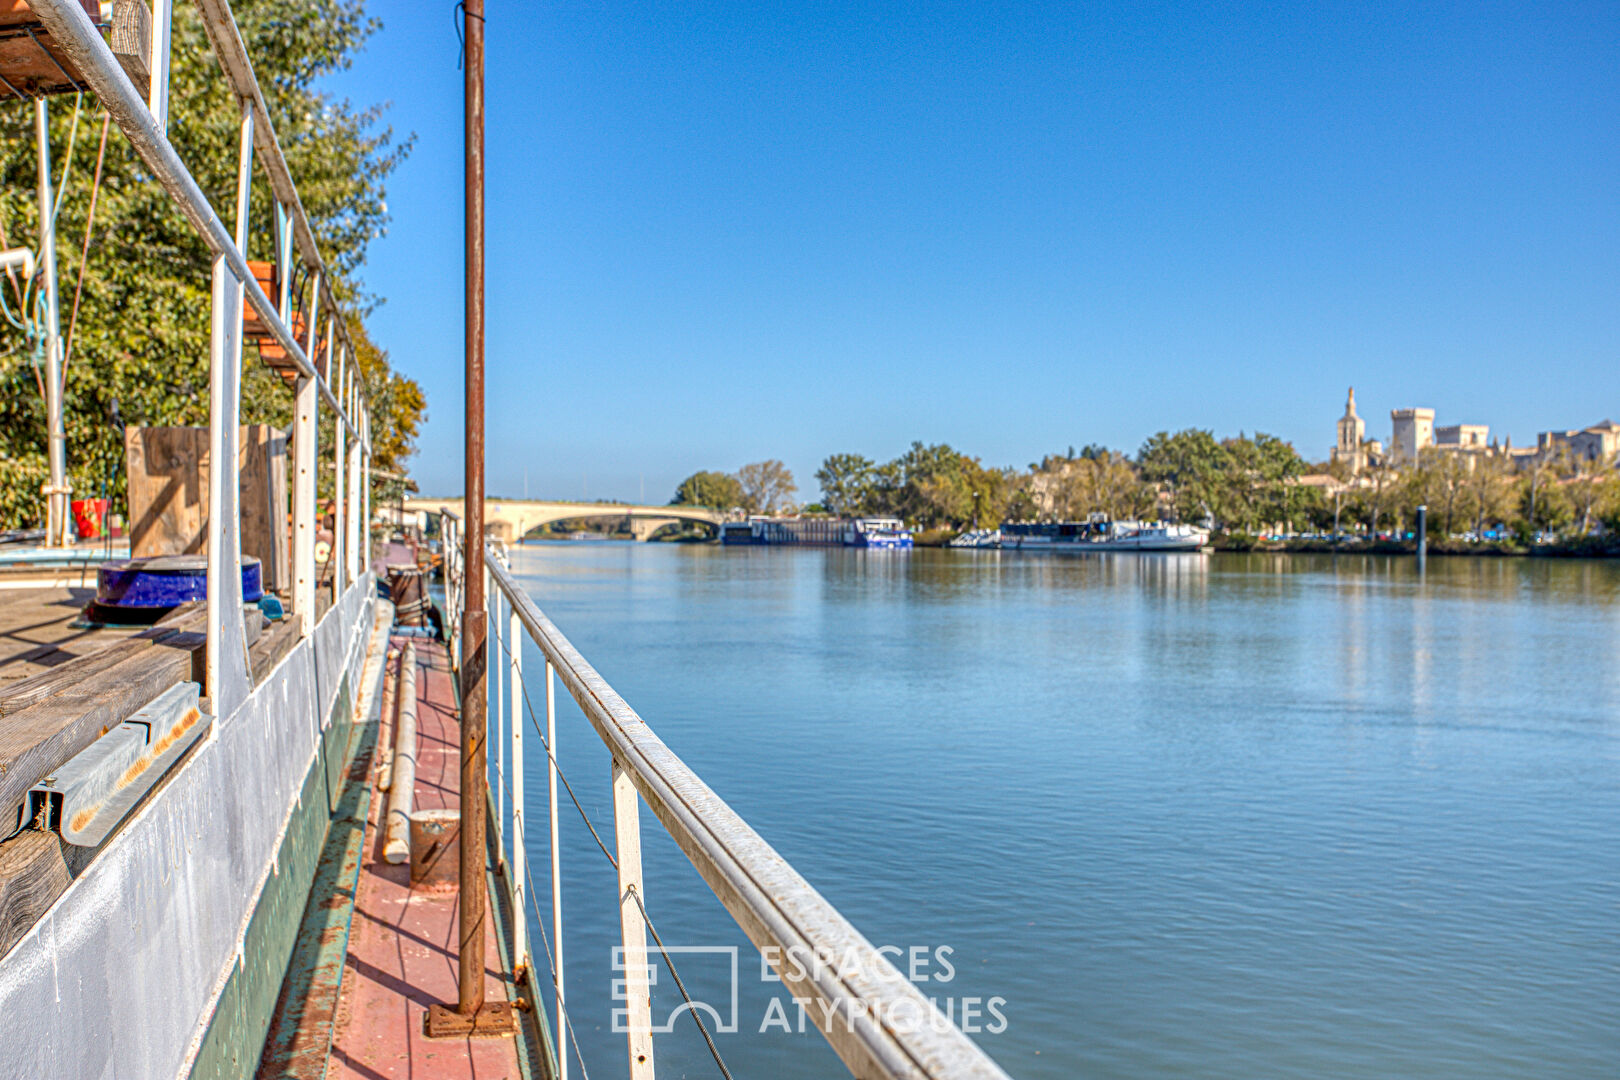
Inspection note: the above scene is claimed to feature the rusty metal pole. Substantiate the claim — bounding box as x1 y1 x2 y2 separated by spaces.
429 0 510 1038
457 0 490 1022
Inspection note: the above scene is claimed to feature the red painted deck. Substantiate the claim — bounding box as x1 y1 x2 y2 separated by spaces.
327 636 526 1080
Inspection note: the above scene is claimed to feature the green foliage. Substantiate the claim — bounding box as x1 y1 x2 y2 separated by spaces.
1137 429 1225 525
814 453 876 516
0 0 419 528
671 470 743 511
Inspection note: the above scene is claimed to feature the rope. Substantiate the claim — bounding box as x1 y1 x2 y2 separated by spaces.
63 111 110 373
51 93 84 231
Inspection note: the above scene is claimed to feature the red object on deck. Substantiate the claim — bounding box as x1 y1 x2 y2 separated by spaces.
327 636 522 1078
71 497 108 540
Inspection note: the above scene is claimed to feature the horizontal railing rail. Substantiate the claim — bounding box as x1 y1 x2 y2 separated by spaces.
482 549 1013 1080
31 0 365 440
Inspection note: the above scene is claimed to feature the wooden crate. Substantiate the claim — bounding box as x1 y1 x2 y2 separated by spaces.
124 426 291 594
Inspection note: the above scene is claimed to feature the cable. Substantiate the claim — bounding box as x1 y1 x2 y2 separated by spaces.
490 628 618 871
626 883 736 1080
489 619 737 1079
488 763 595 1080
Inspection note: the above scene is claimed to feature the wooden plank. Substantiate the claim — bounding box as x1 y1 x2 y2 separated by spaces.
0 606 262 831
125 426 284 573
0 830 72 958
249 617 302 686
0 602 204 717
126 427 208 559
269 430 290 595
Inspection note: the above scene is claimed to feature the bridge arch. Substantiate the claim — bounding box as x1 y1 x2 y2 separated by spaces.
401 497 726 543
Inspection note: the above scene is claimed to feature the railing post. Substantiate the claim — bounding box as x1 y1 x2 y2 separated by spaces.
331 355 347 598
546 658 564 1080
613 760 655 1080
491 565 504 862
147 0 172 133
291 276 318 633
346 384 362 584
509 593 528 984
203 103 255 715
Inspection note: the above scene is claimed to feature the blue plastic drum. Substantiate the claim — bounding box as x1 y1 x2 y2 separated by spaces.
95 555 264 609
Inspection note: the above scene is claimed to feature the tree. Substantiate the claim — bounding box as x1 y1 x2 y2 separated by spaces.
814 453 875 517
1138 429 1227 526
1566 453 1618 535
736 460 796 515
1520 447 1570 535
1354 458 1400 535
1465 453 1510 535
0 0 419 526
671 470 742 511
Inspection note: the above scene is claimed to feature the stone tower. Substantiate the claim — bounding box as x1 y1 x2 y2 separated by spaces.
1333 388 1367 473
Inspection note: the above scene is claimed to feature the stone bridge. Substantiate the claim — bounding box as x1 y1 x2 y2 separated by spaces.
401 497 726 542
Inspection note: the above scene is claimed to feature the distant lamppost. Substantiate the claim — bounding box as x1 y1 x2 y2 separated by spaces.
972 490 981 530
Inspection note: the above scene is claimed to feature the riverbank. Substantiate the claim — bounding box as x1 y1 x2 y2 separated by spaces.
911 529 1620 558
1210 534 1620 558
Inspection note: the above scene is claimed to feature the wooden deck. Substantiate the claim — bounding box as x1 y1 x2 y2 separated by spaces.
326 636 532 1079
0 586 304 958
0 587 147 693
260 631 538 1079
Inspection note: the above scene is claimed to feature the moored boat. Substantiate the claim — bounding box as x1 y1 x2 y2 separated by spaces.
999 518 1209 552
844 516 914 548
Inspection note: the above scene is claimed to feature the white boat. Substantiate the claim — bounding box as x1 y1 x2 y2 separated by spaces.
999 519 1209 552
844 517 914 549
948 529 1002 548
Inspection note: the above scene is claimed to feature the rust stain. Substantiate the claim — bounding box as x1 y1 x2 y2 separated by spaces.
115 708 201 790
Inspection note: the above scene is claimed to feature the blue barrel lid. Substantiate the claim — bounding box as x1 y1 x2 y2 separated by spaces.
96 555 264 608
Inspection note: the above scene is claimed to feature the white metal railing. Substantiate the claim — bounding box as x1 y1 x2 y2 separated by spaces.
27 0 375 715
470 548 1011 1080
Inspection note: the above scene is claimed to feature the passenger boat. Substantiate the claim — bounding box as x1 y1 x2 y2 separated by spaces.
1000 519 1210 552
844 516 914 548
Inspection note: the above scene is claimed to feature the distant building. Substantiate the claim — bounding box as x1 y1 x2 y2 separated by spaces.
1537 420 1620 464
1435 423 1489 450
1331 388 1383 474
1388 407 1435 462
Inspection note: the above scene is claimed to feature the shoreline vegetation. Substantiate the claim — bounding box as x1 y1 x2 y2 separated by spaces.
669 431 1620 557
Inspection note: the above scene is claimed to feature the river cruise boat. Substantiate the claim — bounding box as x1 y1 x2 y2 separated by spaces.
1001 519 1210 552
722 516 914 547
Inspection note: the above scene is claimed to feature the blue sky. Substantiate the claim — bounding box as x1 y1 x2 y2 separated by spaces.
327 2 1619 502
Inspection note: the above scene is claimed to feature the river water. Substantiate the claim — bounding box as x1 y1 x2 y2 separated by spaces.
497 544 1618 1079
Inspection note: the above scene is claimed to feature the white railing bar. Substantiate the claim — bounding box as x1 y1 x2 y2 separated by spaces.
492 564 505 859
545 656 565 1080
509 589 530 987
485 552 1011 1080
29 0 366 441
191 0 368 393
612 759 655 1079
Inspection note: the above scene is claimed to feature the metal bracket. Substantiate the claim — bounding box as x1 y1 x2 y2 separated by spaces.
27 681 210 847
